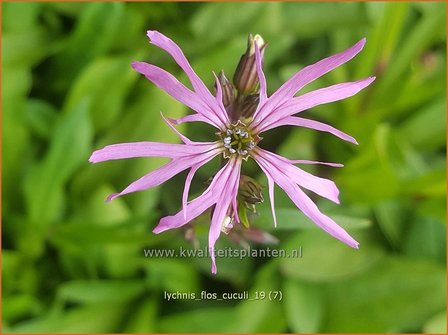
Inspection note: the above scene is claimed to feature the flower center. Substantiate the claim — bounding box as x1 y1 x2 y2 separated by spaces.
220 121 260 160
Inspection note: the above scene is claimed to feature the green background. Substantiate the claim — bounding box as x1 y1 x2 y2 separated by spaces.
2 1 446 333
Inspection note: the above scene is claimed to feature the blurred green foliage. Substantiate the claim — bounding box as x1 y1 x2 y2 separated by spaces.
2 2 446 333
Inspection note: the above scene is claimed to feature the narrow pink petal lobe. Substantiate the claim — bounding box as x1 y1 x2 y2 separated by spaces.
208 158 241 273
289 160 344 168
261 39 366 117
256 77 375 132
132 61 223 129
146 31 228 126
265 172 277 228
254 44 267 105
160 112 194 145
256 149 340 204
213 71 227 114
266 116 358 145
108 146 221 201
169 114 210 125
254 154 359 248
146 31 212 100
153 158 239 234
154 190 216 233
89 142 204 163
182 164 202 220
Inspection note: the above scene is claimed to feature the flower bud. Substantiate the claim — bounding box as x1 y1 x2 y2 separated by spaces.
239 175 264 206
226 225 279 247
239 94 259 119
216 70 235 108
242 227 279 245
233 34 266 95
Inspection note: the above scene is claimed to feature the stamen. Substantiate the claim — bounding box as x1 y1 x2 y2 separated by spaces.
219 121 260 160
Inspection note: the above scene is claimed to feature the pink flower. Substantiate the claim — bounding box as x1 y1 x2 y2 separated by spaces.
90 31 375 273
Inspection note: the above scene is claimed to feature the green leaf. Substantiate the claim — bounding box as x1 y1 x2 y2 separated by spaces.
70 184 132 225
50 216 162 251
2 294 43 323
280 230 384 282
123 298 158 333
3 2 42 33
403 216 446 263
255 206 371 231
424 311 447 334
181 232 253 286
338 124 426 203
25 99 58 139
374 4 446 102
49 2 125 89
398 98 446 151
229 262 287 333
157 307 236 333
2 30 50 67
13 216 47 261
322 257 446 332
12 303 125 333
24 99 92 225
57 280 145 304
191 2 264 46
282 2 368 38
145 259 200 293
64 55 138 133
355 2 409 79
2 65 31 213
374 199 409 248
283 279 324 333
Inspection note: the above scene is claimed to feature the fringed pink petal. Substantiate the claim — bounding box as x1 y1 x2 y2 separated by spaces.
154 191 216 234
254 155 359 248
212 71 228 118
169 114 211 126
107 147 220 201
89 142 204 163
265 172 277 228
264 116 358 145
256 77 375 132
182 163 204 220
208 158 241 274
132 61 223 128
253 38 366 123
256 149 340 204
254 43 267 105
153 158 237 234
160 112 194 145
146 31 228 127
289 159 343 167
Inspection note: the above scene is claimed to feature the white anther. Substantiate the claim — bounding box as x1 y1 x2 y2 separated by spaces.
224 137 231 144
229 148 236 154
221 216 233 234
226 129 233 135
